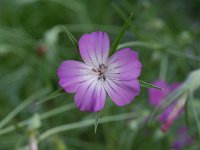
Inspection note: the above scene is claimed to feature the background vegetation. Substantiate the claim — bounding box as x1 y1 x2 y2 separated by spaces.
0 0 200 149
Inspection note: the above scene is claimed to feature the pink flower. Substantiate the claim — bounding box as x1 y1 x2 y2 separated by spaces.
148 80 179 107
57 31 142 112
148 80 183 132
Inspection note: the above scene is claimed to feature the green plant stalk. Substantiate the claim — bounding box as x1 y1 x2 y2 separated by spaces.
94 111 101 133
139 80 162 90
159 53 168 80
190 94 200 138
184 98 190 128
40 103 76 120
0 103 76 136
0 89 48 130
109 12 134 56
118 41 200 62
39 112 137 142
62 26 78 49
36 88 64 104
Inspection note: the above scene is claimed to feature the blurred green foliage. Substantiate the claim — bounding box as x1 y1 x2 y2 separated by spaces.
0 0 200 149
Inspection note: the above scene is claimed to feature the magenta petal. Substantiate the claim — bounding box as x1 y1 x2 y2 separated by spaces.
74 79 106 112
57 60 94 93
148 80 170 107
104 78 140 106
159 104 174 123
106 48 142 80
78 31 110 68
103 48 141 106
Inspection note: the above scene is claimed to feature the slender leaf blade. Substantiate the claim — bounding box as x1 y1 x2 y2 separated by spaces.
36 88 65 104
139 80 162 90
94 111 101 133
109 12 134 56
184 99 191 128
0 89 48 129
190 97 200 138
62 26 78 49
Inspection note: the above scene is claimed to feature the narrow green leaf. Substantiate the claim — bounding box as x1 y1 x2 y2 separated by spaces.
39 112 136 142
0 89 48 129
111 3 127 20
184 99 191 128
0 103 76 136
111 3 139 39
62 26 78 49
94 111 101 133
36 88 65 104
139 80 162 90
109 12 134 56
190 96 200 138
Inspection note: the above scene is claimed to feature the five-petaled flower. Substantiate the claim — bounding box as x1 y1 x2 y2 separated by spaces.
57 31 142 112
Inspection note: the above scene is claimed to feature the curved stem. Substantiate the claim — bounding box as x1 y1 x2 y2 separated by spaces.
39 113 137 142
0 89 48 129
118 41 200 62
40 103 76 120
0 103 76 135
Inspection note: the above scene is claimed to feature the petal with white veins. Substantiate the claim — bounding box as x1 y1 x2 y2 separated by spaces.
104 78 140 106
103 48 141 106
57 60 94 93
74 78 106 112
106 48 142 80
79 31 110 68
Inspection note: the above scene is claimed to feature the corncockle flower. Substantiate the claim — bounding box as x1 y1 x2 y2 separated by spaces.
57 31 142 112
148 80 185 132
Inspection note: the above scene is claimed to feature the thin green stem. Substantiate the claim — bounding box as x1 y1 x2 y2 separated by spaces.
159 53 168 80
40 103 76 120
109 12 134 56
39 113 136 142
117 41 161 50
190 94 200 138
94 111 101 133
118 41 200 61
36 88 64 104
0 89 48 129
0 103 76 135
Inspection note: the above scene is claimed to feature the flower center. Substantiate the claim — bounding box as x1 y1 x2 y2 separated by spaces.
92 64 107 81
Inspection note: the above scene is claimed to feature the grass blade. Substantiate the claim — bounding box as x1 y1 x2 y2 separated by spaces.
62 25 78 49
0 103 76 136
190 95 200 138
0 89 48 129
109 12 134 56
94 111 101 133
39 112 136 142
139 80 162 90
36 88 64 104
184 99 191 128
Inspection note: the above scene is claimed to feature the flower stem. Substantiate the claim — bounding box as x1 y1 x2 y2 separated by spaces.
38 112 137 142
94 111 101 133
0 89 48 130
0 103 76 136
